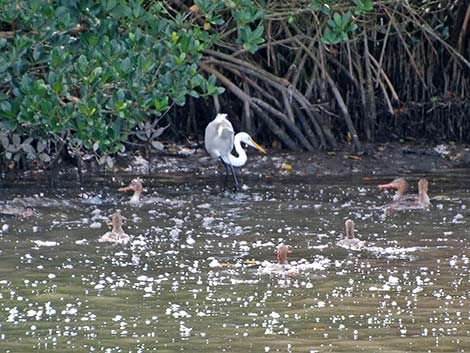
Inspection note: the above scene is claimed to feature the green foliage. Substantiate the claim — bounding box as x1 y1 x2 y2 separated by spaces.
230 0 265 26
322 11 358 45
310 0 333 15
0 0 262 167
310 1 372 45
195 0 266 52
238 25 265 53
0 0 378 166
353 0 373 16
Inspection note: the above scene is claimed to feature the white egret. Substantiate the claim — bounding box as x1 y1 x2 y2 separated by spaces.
204 113 266 191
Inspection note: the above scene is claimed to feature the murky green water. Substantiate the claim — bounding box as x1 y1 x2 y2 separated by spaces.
0 171 469 352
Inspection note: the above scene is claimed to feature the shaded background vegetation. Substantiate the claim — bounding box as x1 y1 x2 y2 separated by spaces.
0 0 469 172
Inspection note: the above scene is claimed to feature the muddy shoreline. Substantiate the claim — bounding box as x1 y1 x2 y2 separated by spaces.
108 142 470 179
2 142 470 185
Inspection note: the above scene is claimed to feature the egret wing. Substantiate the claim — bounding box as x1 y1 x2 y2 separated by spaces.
205 118 234 159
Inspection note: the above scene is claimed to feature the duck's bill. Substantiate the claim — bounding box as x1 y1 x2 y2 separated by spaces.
250 139 267 154
118 185 133 192
377 183 394 189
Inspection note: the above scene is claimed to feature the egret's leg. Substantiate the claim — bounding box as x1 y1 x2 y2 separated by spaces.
219 157 230 190
228 163 239 192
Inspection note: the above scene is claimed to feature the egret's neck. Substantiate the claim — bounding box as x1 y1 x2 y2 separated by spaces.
227 133 248 167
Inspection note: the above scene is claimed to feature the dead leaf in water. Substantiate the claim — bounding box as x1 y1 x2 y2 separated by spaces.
282 163 293 170
167 145 179 153
450 152 464 160
347 155 364 161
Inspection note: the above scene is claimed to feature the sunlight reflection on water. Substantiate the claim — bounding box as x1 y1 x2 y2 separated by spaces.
0 171 469 352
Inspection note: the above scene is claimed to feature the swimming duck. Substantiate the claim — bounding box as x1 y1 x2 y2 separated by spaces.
385 178 431 214
98 212 130 245
336 219 366 251
118 179 143 204
276 244 293 265
416 178 431 206
259 244 297 275
378 178 410 201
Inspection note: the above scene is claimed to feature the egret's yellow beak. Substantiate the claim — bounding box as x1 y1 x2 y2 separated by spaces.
250 138 267 154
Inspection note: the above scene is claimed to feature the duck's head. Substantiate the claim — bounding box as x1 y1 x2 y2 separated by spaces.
417 178 431 205
118 179 144 203
378 178 409 194
276 244 292 264
418 178 428 194
345 219 355 239
108 212 123 229
119 179 143 193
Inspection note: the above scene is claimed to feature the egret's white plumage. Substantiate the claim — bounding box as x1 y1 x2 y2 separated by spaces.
204 113 266 191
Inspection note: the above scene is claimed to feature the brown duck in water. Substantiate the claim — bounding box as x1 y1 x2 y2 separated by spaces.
276 244 293 265
336 219 366 251
98 213 130 245
384 178 431 214
378 178 410 202
118 179 143 204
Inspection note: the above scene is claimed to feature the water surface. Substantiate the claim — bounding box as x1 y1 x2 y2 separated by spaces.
0 171 469 352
